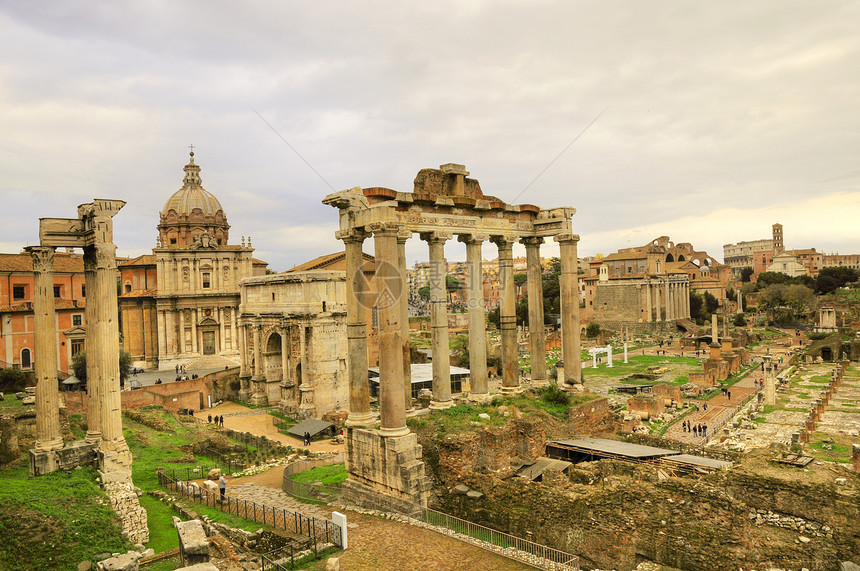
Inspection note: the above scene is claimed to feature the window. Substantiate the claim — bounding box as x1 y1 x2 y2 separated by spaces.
202 272 211 288
170 238 177 245
71 339 84 356
54 285 61 298
125 284 132 293
13 285 25 300
72 314 82 327
81 284 86 297
21 348 31 368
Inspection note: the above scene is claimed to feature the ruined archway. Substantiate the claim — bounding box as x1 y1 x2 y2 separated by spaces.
265 332 282 381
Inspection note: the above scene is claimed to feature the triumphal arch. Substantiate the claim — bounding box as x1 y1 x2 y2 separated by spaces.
324 163 580 509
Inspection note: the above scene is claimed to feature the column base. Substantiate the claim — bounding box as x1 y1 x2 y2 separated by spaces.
85 431 102 446
345 412 377 428
429 399 453 410
29 440 98 477
529 378 550 388
564 382 585 392
499 386 520 395
34 437 64 453
467 392 490 404
249 394 269 406
378 426 411 438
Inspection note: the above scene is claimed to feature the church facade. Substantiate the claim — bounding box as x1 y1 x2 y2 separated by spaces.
119 152 267 370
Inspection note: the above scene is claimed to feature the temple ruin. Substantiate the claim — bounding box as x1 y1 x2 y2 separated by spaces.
323 163 580 510
30 199 148 544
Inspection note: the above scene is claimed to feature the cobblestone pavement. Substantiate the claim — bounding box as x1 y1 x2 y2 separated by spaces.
226 483 333 521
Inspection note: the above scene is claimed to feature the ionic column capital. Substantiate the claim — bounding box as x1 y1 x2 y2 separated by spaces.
419 231 453 244
520 236 545 248
336 228 368 243
554 233 580 244
457 233 488 245
25 246 55 273
490 234 518 248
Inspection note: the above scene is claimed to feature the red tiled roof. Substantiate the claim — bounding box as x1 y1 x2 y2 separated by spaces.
0 252 85 273
0 298 86 313
119 289 157 298
119 254 156 267
286 251 375 273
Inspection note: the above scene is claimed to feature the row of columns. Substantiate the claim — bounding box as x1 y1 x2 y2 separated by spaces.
158 307 238 358
340 224 583 434
643 278 690 322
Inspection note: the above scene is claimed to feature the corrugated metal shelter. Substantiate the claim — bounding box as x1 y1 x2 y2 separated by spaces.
287 419 336 442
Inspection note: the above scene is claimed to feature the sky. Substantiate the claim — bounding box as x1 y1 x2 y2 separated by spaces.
1 1 859 271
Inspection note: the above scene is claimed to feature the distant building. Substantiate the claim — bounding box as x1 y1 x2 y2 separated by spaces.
0 251 87 373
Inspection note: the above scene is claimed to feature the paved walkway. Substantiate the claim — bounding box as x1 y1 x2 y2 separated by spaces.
226 483 333 521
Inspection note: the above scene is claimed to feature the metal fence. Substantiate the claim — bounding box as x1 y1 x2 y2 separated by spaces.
281 457 344 503
157 469 342 550
196 446 244 474
260 542 341 571
415 506 579 571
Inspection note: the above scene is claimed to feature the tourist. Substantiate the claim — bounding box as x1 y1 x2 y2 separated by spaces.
218 473 227 501
208 414 212 424
155 378 162 385
175 364 179 374
727 391 731 400
219 415 224 427
304 431 311 446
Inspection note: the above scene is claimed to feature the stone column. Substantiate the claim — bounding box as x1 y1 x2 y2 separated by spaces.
218 307 225 354
493 235 518 393
522 237 547 385
421 231 453 408
178 310 186 356
853 444 860 474
764 355 776 406
460 234 488 400
737 290 743 313
655 279 662 321
339 230 373 427
191 309 198 354
397 230 413 410
238 323 248 377
664 279 672 321
26 246 62 452
711 314 718 343
230 308 238 351
645 281 653 322
83 246 101 444
280 326 289 382
371 223 409 437
252 325 262 381
555 234 582 388
157 310 167 360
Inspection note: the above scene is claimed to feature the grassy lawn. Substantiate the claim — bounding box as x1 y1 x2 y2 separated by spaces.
0 397 29 413
290 463 347 487
583 355 701 384
0 465 128 571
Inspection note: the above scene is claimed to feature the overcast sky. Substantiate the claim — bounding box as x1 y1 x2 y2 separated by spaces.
2 2 858 271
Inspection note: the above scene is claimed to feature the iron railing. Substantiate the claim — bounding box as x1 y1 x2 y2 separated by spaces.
157 469 342 549
260 542 340 571
414 507 580 571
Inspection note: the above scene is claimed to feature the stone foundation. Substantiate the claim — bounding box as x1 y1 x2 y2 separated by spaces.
342 428 430 513
104 480 149 545
29 439 98 476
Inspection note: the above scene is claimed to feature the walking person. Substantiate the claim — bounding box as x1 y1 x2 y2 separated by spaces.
218 473 227 502
208 414 212 424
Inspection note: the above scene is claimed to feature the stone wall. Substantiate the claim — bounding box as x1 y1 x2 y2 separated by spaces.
593 281 643 322
566 396 616 434
0 410 35 464
64 376 217 414
104 480 149 545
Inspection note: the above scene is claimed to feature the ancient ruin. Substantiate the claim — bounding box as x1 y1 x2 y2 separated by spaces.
324 163 580 510
32 199 148 543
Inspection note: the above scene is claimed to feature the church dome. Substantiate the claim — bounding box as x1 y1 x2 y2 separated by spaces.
161 152 225 217
157 151 231 249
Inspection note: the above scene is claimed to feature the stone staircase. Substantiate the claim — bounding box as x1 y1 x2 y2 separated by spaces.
181 354 240 371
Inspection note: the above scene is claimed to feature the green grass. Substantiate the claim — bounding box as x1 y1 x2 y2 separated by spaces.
0 465 129 570
138 495 180 552
290 464 347 486
808 440 852 463
0 397 28 412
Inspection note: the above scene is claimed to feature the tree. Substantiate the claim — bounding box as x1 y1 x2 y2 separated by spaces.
450 334 470 367
703 291 719 314
732 314 747 326
445 276 462 291
72 350 133 384
513 274 528 288
755 271 790 288
0 368 30 392
418 285 430 300
758 283 789 311
586 323 601 338
689 291 704 323
739 267 754 283
785 284 814 314
726 288 736 302
815 266 859 294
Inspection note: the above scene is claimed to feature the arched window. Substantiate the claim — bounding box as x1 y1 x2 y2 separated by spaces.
678 255 685 261
21 348 31 369
666 254 674 262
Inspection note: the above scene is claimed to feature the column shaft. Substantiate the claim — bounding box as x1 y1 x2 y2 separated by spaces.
342 232 373 427
423 233 452 407
281 327 289 382
157 310 167 360
191 309 198 354
460 235 488 397
664 280 672 321
178 310 186 355
655 280 662 321
645 282 653 322
397 232 413 410
523 237 547 383
372 225 408 436
494 237 518 392
556 234 582 386
252 325 262 380
27 247 62 451
83 247 101 443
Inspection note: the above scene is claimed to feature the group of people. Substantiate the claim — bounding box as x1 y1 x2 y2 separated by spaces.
719 387 732 400
682 420 707 437
208 414 225 427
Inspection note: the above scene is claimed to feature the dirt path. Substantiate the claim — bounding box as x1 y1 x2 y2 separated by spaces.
195 402 345 455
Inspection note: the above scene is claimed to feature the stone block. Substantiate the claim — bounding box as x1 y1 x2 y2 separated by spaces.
175 565 219 571
202 479 219 493
325 557 340 571
207 468 222 479
96 552 140 571
22 396 35 405
176 519 210 566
